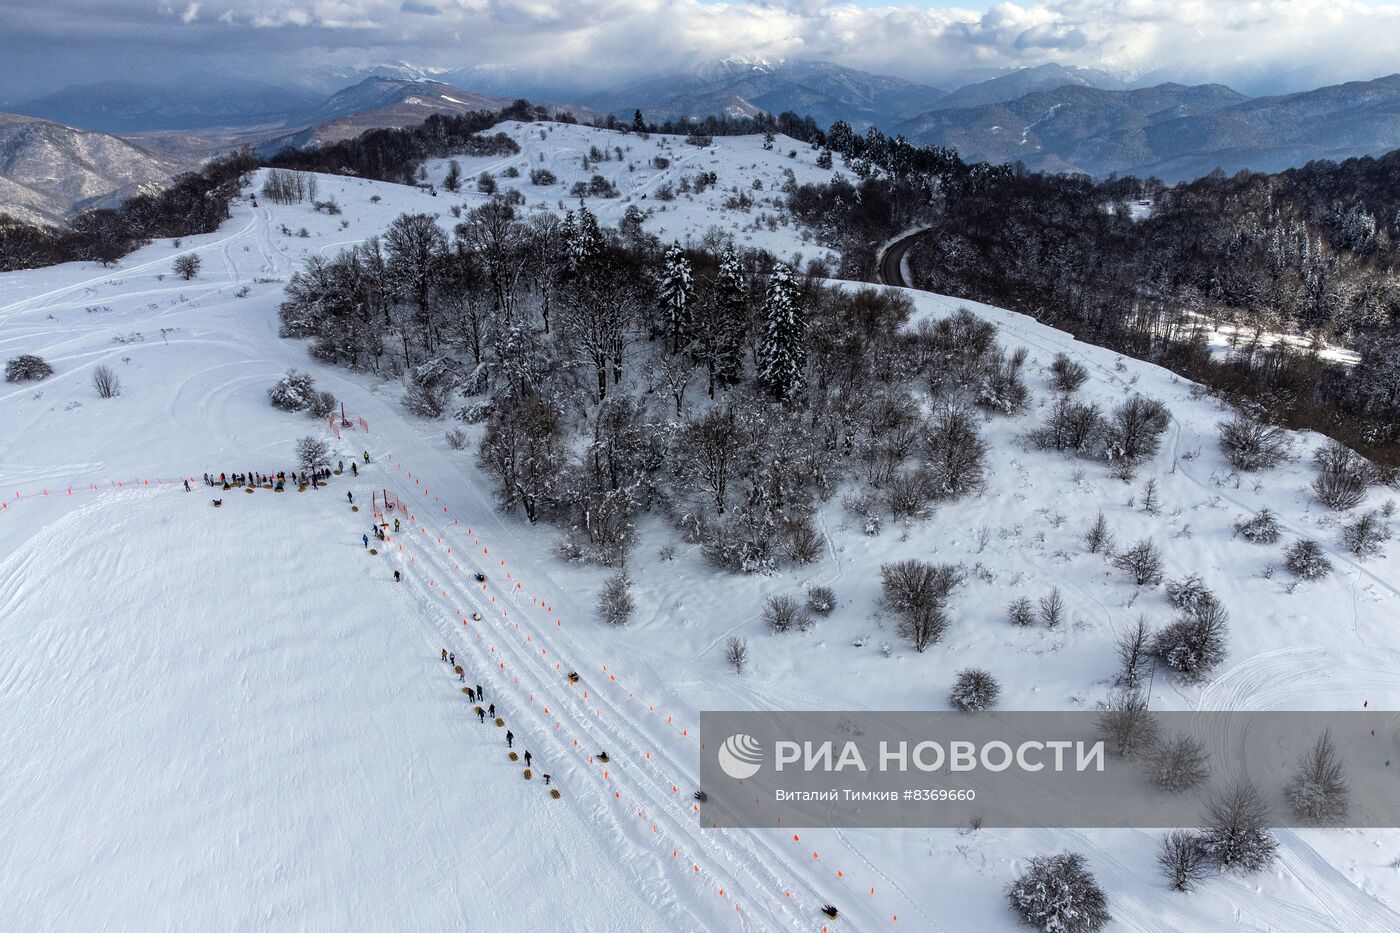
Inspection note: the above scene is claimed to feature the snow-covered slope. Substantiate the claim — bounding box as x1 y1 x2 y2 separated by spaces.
420 120 839 264
0 114 183 225
1 125 1398 931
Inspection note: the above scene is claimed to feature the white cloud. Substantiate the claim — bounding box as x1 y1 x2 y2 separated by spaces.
5 0 1400 96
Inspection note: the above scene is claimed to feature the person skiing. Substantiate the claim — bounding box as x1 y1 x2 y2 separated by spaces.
362 534 369 548
506 730 514 748
524 751 532 769
183 479 190 492
394 570 401 582
347 491 353 504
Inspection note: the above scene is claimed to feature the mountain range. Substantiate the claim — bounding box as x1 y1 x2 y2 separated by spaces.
6 60 1400 226
895 74 1400 180
586 58 947 131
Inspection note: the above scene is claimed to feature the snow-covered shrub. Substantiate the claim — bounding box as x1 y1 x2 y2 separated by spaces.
1038 587 1065 627
1114 617 1151 688
5 354 53 382
308 390 336 419
763 594 811 634
923 403 987 498
1150 601 1229 683
172 253 201 280
1340 510 1391 557
445 427 468 450
724 635 748 674
974 347 1030 416
949 669 1001 711
529 168 557 185
1285 730 1349 823
1202 781 1279 874
1029 398 1104 454
1083 511 1114 554
402 380 448 418
881 560 961 652
886 469 932 521
1048 352 1089 393
1112 539 1164 586
1233 508 1280 544
268 369 317 411
1143 733 1210 793
92 364 121 398
1158 831 1210 892
806 585 836 616
1283 539 1332 580
1097 689 1158 758
597 572 634 627
294 435 330 472
1312 441 1368 510
843 490 882 536
786 515 822 564
1007 597 1035 627
1217 415 1290 471
1104 395 1171 465
1005 852 1110 933
1165 574 1215 614
476 172 497 194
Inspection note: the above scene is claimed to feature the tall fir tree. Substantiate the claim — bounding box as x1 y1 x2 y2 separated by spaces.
632 109 646 133
713 243 748 386
563 204 605 281
758 262 805 403
657 242 694 353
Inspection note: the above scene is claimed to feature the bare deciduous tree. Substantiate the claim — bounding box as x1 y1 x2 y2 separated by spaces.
92 364 121 398
724 635 749 674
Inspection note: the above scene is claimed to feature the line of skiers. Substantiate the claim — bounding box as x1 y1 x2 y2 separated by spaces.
201 469 331 491
441 650 548 784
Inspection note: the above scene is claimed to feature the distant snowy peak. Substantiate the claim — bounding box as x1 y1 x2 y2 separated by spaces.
591 58 945 132
688 56 785 82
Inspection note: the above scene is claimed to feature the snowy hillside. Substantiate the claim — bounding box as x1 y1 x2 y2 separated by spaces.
2 124 1398 932
418 120 839 264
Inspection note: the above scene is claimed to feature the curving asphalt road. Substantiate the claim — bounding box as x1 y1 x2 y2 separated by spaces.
875 228 926 288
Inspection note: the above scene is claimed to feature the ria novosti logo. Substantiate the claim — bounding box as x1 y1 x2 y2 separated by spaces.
717 733 763 779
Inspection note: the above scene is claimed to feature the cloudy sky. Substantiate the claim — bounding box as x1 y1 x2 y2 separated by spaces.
1 0 1398 101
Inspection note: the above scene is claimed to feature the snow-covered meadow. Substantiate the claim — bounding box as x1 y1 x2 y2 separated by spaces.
1 123 1398 931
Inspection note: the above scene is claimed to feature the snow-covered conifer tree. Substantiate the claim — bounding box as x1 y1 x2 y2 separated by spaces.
758 262 805 402
657 242 694 354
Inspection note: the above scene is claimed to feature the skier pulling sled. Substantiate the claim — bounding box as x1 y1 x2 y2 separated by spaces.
473 571 487 583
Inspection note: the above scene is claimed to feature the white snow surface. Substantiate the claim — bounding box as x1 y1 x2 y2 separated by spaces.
422 120 839 264
1 124 1398 932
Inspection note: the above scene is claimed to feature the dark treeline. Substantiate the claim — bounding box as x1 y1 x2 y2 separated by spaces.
0 149 258 271
795 153 1400 463
276 197 1016 579
266 106 530 184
